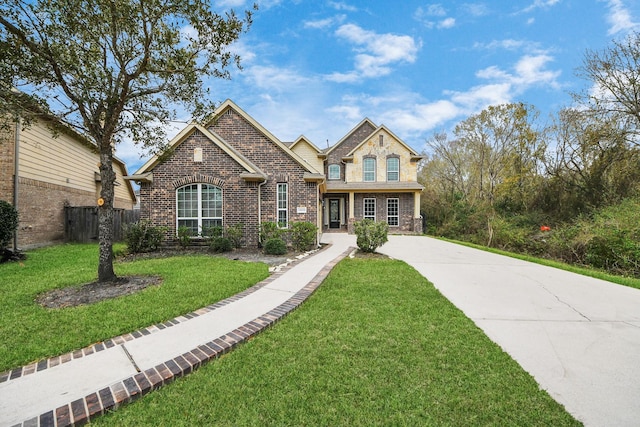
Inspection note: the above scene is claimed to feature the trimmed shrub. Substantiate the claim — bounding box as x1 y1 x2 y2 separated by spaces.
210 236 233 253
290 221 317 252
354 219 389 253
225 223 244 248
202 225 223 239
259 221 285 245
263 237 287 255
124 220 167 253
0 200 18 248
177 226 192 249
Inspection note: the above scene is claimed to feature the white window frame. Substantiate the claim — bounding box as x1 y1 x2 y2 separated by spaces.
387 198 399 227
363 157 376 182
363 198 376 221
277 183 288 228
387 157 399 182
328 164 340 180
176 183 222 237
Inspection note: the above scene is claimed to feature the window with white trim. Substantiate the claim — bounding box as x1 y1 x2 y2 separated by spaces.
277 183 288 228
387 198 399 227
328 164 340 180
363 157 376 182
363 198 376 220
387 157 399 181
176 184 222 236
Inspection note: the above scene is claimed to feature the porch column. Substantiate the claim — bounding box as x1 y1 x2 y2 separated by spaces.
348 191 355 219
414 191 421 217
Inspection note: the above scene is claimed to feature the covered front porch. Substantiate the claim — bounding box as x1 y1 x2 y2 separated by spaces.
321 183 423 234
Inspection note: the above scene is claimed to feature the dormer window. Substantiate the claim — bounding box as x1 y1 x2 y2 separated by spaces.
328 164 340 180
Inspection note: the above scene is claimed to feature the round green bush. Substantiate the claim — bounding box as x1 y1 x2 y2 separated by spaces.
0 200 19 248
263 237 287 255
210 236 233 253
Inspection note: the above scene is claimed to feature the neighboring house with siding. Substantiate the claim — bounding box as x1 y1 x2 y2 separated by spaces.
0 117 136 248
128 99 422 248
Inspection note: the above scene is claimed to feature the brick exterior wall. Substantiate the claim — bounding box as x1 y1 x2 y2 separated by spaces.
141 112 318 248
349 192 419 233
1 125 134 248
0 125 16 203
324 121 376 179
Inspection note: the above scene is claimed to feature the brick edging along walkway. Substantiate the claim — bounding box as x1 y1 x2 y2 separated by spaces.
6 245 353 427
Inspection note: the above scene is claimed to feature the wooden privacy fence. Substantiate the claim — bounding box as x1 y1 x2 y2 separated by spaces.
64 206 140 243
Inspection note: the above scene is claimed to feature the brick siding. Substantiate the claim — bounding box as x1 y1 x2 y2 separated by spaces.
141 113 318 248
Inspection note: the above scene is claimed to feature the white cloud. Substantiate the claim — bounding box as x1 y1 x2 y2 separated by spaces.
328 1 358 12
415 4 457 29
244 65 311 91
326 104 363 122
602 0 640 35
462 3 490 17
520 0 561 14
475 54 561 90
304 15 346 30
438 17 456 28
214 0 248 8
474 39 529 51
327 24 420 81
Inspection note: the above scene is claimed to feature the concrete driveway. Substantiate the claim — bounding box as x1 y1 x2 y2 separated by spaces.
377 235 640 427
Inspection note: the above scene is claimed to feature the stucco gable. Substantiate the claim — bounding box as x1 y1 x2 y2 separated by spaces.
345 125 423 160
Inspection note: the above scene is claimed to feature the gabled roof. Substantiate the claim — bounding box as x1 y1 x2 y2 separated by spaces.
345 124 424 160
205 100 323 174
130 123 267 182
323 118 378 156
289 135 322 153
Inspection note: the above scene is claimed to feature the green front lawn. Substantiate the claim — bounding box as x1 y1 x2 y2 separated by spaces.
0 244 268 372
96 258 579 426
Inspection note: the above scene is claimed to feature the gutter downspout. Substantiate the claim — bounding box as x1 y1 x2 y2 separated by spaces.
257 180 266 246
13 118 20 252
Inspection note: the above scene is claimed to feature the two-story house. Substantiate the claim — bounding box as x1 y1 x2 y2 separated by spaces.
314 119 423 234
0 115 136 248
129 100 423 248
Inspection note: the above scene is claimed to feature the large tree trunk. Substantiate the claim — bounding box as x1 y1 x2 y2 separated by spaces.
97 150 117 283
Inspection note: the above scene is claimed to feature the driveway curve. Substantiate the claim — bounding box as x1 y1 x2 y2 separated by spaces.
377 235 640 427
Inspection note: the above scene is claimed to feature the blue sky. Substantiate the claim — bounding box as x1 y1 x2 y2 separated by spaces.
118 0 640 172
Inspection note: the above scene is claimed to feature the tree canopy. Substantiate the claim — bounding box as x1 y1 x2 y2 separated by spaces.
1 0 255 281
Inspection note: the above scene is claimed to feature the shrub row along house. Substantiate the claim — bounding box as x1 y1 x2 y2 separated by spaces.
0 116 136 248
127 100 424 247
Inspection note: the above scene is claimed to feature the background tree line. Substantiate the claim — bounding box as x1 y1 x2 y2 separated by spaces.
419 32 640 277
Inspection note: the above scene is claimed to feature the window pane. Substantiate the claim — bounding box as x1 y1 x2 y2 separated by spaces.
387 157 399 181
277 183 288 227
328 164 340 180
364 158 376 182
177 185 198 218
364 198 376 220
178 219 198 235
201 185 222 218
387 198 399 226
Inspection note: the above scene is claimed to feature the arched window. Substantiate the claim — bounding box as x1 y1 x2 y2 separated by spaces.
387 157 399 181
328 164 340 180
176 184 222 236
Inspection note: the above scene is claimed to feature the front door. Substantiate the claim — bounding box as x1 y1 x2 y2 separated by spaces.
329 199 340 229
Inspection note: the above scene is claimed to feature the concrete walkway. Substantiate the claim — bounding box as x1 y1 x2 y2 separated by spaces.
379 235 640 427
3 233 639 426
0 235 356 427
